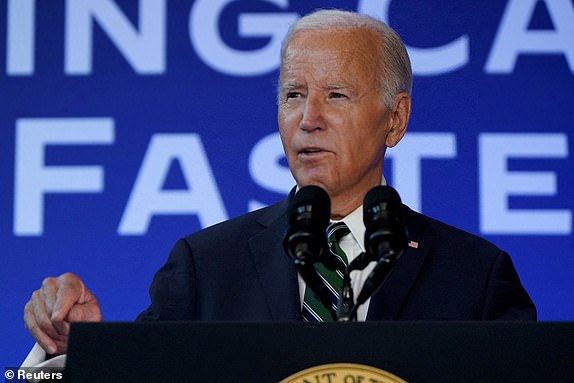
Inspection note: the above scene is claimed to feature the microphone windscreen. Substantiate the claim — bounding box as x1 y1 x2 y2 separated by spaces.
362 185 407 258
290 185 331 227
363 185 402 223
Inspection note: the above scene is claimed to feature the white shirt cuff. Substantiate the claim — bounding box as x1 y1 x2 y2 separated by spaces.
21 342 66 369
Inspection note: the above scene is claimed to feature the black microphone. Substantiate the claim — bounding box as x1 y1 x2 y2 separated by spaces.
283 185 337 320
284 185 331 263
363 185 408 261
354 185 408 307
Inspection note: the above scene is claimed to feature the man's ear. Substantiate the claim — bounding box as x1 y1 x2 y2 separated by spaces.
385 92 411 148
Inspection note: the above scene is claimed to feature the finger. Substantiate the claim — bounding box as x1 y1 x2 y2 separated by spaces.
76 280 87 304
30 290 66 339
53 318 71 336
51 274 84 322
25 290 69 342
53 338 69 355
66 301 102 323
40 278 58 317
24 301 58 355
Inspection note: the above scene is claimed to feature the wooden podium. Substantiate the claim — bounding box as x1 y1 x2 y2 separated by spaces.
65 321 573 382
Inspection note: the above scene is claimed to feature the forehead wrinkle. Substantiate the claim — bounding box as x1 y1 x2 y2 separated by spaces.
324 82 354 91
280 81 299 90
280 32 380 96
281 58 355 87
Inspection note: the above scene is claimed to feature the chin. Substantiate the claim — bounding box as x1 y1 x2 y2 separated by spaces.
296 178 333 194
294 167 336 188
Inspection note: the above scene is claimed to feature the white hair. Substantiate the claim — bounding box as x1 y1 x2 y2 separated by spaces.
280 9 412 107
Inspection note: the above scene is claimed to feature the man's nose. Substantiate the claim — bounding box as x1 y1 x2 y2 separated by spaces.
300 96 325 132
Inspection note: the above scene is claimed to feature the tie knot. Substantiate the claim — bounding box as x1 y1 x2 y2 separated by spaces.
327 221 351 245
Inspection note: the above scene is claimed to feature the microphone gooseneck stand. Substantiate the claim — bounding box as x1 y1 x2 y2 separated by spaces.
336 246 402 322
284 184 408 322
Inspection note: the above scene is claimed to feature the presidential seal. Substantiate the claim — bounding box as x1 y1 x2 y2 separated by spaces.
280 363 407 383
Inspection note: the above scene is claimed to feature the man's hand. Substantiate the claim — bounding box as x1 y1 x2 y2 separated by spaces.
23 273 102 355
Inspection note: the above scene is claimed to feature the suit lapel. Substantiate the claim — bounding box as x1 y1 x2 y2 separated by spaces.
248 191 301 320
366 206 431 320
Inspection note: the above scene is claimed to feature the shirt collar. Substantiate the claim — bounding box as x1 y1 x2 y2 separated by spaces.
333 205 365 252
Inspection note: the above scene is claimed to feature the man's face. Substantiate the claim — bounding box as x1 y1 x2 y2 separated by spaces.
278 28 401 208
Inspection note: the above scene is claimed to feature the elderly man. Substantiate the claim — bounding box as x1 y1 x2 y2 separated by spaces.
23 9 536 362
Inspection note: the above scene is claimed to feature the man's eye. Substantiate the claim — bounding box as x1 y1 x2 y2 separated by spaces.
286 92 302 99
329 92 347 99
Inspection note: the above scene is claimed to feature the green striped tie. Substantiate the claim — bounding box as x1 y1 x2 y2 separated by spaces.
302 222 351 322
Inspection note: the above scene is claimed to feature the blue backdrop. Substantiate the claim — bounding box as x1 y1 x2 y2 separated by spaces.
1 0 573 366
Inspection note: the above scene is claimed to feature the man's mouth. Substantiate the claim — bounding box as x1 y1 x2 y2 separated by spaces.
301 148 322 154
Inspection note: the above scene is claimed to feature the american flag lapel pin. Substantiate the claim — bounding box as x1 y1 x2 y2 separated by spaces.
407 240 419 249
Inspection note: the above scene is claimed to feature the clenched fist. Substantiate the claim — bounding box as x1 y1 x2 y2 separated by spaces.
24 273 102 355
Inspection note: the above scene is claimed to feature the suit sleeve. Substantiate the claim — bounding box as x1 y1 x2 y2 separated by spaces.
482 251 537 320
136 239 197 321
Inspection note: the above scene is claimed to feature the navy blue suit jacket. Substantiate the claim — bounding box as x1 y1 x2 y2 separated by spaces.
137 192 536 321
